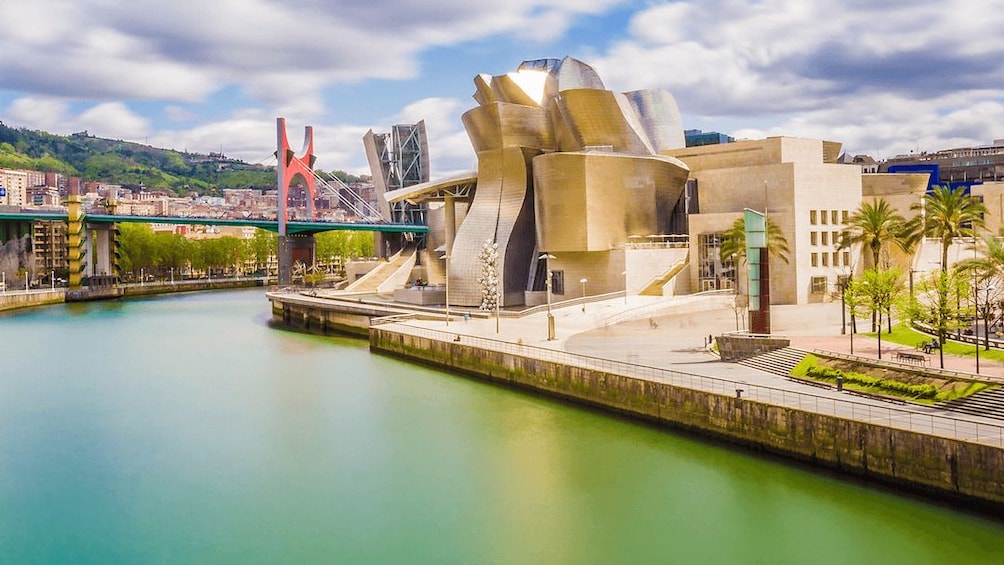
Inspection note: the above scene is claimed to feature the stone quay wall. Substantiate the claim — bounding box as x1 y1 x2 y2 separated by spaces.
0 290 64 312
370 327 1004 511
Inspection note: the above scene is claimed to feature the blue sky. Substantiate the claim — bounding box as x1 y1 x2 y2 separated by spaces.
2 0 1004 177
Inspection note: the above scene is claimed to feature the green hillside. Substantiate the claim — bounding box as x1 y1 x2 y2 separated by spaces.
0 122 361 196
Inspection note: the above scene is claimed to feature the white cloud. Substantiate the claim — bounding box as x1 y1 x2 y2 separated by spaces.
4 97 73 131
76 103 150 140
589 0 1004 157
0 0 623 105
3 98 149 140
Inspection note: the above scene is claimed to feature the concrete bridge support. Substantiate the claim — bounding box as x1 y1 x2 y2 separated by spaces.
277 233 316 285
67 194 121 290
89 224 118 277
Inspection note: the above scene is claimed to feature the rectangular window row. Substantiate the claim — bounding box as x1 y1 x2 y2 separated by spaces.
809 230 846 246
809 209 850 226
810 251 851 268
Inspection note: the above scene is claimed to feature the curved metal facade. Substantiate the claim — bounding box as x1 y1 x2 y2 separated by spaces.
448 56 690 307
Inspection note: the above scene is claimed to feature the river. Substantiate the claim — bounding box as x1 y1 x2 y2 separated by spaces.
1 288 1002 563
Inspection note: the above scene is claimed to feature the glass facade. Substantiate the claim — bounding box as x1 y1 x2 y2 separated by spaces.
697 233 736 291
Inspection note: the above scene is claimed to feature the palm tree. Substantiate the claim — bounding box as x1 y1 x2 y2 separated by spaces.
957 229 1004 351
718 216 790 267
958 228 1004 278
839 198 911 270
906 184 987 271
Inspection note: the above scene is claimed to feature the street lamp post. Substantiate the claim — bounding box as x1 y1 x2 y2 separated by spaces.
539 253 556 340
580 278 588 313
622 270 628 305
975 272 981 375
51 270 55 291
838 276 847 336
440 252 450 327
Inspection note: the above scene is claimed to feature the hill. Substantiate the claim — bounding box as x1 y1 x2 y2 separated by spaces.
0 122 361 196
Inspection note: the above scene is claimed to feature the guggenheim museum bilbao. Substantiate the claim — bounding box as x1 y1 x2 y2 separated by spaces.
376 56 933 308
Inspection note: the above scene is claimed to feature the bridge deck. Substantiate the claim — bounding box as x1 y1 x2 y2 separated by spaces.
0 212 427 234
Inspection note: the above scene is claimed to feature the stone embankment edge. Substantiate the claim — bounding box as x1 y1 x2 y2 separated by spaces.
0 290 64 312
370 326 1004 513
1 279 267 314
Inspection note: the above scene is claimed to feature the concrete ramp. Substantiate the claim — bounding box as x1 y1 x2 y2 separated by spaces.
638 259 688 297
345 246 417 294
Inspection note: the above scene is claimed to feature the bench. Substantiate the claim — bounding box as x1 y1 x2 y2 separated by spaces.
895 351 928 366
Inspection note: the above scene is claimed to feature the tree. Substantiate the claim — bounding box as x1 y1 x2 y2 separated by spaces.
849 268 904 360
248 229 277 274
718 216 789 323
118 223 158 276
905 269 971 369
906 184 987 271
958 228 1004 279
839 198 911 270
719 216 791 267
842 280 869 353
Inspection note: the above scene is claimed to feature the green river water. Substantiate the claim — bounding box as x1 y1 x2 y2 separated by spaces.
1 288 1002 563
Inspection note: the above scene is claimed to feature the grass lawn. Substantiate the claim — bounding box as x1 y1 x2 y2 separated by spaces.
791 353 994 404
865 322 1004 363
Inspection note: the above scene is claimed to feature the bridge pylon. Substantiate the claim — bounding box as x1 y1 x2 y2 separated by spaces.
276 118 318 285
66 193 86 290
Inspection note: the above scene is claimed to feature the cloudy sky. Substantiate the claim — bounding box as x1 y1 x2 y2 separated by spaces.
2 0 1003 177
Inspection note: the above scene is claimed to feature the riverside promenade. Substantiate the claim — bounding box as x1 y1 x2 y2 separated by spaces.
362 291 1004 508
368 291 1004 447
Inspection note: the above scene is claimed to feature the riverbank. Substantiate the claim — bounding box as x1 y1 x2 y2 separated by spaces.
0 277 272 313
269 289 1004 510
370 322 1004 512
0 289 64 312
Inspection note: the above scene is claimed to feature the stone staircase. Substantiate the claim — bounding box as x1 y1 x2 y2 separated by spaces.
939 387 1004 421
735 347 809 377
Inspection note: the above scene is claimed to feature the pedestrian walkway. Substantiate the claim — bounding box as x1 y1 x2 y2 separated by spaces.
392 293 1004 445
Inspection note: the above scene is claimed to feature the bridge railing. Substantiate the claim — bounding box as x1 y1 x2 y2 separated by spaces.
376 323 1004 448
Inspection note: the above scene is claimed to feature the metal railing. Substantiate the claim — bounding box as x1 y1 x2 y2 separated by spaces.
517 291 624 318
376 323 1004 448
602 290 734 327
118 275 269 289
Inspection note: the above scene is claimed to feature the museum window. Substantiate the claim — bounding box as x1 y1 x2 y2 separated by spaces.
551 270 565 295
832 251 840 266
820 210 828 224
831 210 839 224
833 231 841 245
810 210 817 225
822 253 829 267
697 232 735 291
821 231 829 245
810 232 818 245
841 210 849 223
811 253 818 267
811 276 828 294
843 251 850 266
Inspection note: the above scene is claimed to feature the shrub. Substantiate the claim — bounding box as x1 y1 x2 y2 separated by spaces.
790 354 818 377
804 365 937 399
